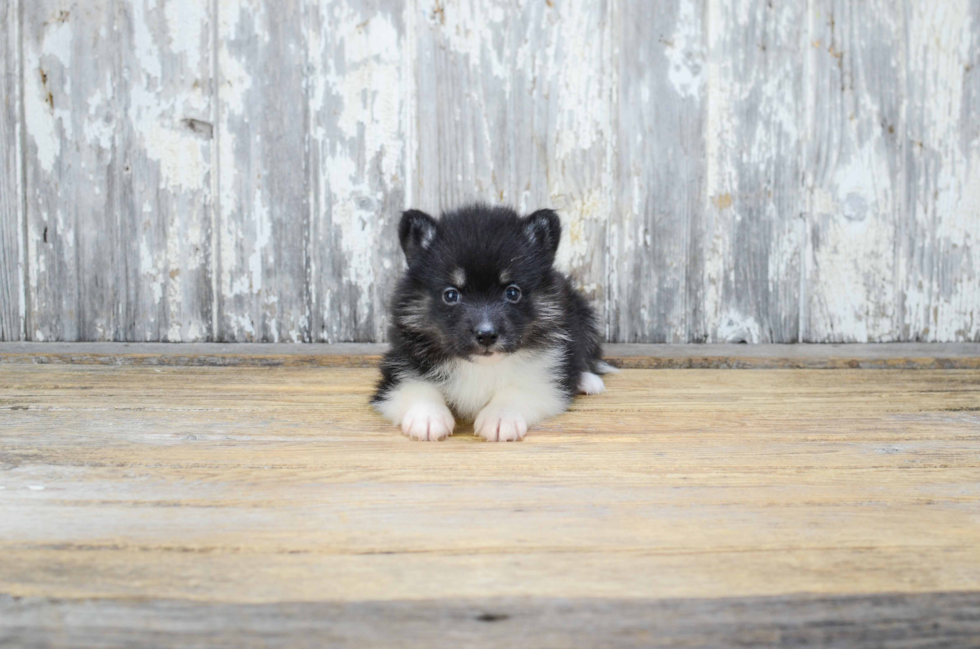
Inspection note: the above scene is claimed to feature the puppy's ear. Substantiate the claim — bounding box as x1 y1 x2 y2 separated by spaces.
522 209 562 264
399 209 438 264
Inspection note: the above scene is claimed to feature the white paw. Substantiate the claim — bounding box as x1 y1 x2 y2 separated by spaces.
401 402 455 441
578 371 605 395
594 360 619 375
474 408 528 442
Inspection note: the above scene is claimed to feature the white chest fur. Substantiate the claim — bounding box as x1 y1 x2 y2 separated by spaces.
434 348 567 421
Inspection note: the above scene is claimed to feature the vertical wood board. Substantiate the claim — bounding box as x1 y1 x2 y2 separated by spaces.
610 0 706 343
22 0 213 342
900 0 980 342
216 0 309 342
0 0 24 340
804 0 906 342
702 0 806 343
307 0 408 343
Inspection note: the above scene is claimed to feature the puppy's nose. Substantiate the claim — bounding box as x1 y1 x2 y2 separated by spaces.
474 324 499 347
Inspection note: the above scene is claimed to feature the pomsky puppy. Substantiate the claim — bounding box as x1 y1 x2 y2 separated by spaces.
372 204 612 442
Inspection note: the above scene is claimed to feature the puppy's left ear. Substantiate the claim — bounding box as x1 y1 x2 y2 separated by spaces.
399 209 438 265
522 209 562 264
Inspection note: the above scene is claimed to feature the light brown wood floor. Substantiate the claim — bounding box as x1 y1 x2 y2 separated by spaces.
2 362 979 646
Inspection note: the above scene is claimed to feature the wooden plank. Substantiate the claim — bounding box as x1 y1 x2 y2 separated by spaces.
3 592 979 648
0 365 978 608
803 1 905 342
702 0 806 342
307 0 407 343
216 0 310 342
604 342 980 369
1 342 979 369
610 0 705 343
414 0 611 327
0 341 386 367
22 1 213 342
23 2 119 341
901 1 980 342
0 0 23 341
119 0 215 343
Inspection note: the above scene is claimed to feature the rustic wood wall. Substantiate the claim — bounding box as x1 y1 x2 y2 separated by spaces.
1 0 978 343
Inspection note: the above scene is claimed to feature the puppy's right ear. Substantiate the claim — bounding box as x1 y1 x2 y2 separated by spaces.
399 209 438 264
522 208 562 265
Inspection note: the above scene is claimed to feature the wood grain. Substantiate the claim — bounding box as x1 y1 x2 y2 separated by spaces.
4 0 980 343
2 362 979 643
216 0 310 342
901 1 980 342
3 592 979 648
1 365 979 602
414 0 612 327
308 0 407 343
703 0 805 343
0 0 23 341
804 0 904 342
22 1 214 342
610 0 705 343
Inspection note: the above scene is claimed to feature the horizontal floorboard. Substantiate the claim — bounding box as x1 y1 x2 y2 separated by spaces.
3 592 979 649
1 342 979 369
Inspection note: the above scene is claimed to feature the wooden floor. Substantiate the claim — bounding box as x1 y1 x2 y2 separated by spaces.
2 352 980 646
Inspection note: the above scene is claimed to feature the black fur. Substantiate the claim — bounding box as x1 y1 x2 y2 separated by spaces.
372 204 606 408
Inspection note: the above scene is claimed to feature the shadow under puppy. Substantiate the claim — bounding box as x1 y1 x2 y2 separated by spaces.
372 204 613 442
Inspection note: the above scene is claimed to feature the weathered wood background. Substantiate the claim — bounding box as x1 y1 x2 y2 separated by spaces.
0 0 978 343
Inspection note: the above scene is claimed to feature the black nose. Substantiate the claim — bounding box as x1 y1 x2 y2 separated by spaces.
474 324 499 347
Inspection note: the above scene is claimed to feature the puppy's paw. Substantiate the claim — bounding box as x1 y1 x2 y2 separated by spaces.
475 407 528 442
401 402 455 441
578 371 605 395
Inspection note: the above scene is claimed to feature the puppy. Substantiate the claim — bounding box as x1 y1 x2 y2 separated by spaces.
372 204 612 442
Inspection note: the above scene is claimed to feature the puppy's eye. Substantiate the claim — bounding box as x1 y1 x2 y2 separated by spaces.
504 285 522 303
443 288 460 304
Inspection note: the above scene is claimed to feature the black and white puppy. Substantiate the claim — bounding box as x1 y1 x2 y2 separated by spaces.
372 204 612 442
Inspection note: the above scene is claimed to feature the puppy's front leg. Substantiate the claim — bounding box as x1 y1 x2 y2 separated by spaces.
376 381 455 442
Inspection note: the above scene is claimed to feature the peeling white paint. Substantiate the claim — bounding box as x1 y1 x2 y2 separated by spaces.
140 237 164 305
83 87 114 151
165 0 206 59
41 19 72 68
24 20 75 174
24 69 61 174
217 3 254 115
11 0 979 344
554 187 603 274
217 0 260 334
249 187 270 294
131 0 163 81
429 0 509 82
20 0 215 342
145 124 208 191
703 0 733 339
314 5 405 339
716 310 762 343
667 0 706 99
805 0 905 342
901 0 980 342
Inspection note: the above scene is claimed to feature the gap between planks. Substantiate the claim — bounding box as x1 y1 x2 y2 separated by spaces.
0 342 978 369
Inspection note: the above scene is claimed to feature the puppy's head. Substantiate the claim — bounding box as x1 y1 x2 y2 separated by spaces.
396 204 562 363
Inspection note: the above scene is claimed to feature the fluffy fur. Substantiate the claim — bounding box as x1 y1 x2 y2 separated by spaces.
372 204 610 442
